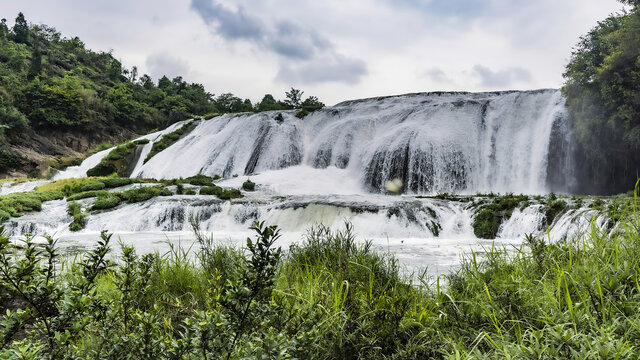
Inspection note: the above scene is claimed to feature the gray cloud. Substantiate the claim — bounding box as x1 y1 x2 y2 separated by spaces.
472 65 532 88
190 0 367 85
269 20 331 60
146 53 189 80
276 55 367 85
425 67 452 83
190 0 264 41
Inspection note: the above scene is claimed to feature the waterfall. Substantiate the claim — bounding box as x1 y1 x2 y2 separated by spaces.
114 89 571 194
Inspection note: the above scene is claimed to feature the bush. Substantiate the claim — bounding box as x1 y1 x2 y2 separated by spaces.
117 186 172 203
80 181 106 192
91 195 121 210
544 199 568 226
67 201 86 231
86 162 116 177
101 177 134 188
218 188 242 200
0 191 63 219
199 185 222 196
67 190 110 201
242 179 255 191
472 194 530 239
183 174 213 186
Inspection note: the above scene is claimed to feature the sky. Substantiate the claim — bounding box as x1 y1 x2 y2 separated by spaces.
0 0 626 105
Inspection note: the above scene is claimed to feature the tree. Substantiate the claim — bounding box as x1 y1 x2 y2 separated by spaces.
12 12 29 44
301 96 324 111
215 93 243 113
285 88 303 108
0 19 8 38
563 5 640 193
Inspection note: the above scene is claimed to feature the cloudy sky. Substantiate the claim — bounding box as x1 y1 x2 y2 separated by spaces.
0 0 626 105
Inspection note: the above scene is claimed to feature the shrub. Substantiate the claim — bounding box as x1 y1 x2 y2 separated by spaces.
472 194 530 239
80 181 106 192
242 179 255 191
544 199 568 226
218 188 242 200
117 186 172 203
0 210 9 222
183 174 213 186
67 190 110 201
91 195 121 210
86 162 116 177
199 186 222 196
101 177 134 188
0 191 63 219
67 201 87 231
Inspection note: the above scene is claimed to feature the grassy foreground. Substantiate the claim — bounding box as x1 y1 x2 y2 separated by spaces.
0 199 640 358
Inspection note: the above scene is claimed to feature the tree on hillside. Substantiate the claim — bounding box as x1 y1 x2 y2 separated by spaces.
0 19 8 38
12 12 29 44
563 1 640 193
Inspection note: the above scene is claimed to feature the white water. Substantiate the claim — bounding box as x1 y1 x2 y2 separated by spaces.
102 89 572 194
15 90 588 274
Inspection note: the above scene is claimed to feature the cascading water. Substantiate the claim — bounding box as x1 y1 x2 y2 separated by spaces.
12 89 592 275
110 89 574 194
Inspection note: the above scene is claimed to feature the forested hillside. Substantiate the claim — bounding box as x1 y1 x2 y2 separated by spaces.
563 0 640 194
0 13 323 178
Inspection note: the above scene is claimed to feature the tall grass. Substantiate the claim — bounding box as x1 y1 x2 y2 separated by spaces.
1 188 640 358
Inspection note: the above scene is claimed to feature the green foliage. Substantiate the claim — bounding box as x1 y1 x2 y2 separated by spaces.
85 162 116 177
67 201 86 231
117 185 172 203
0 149 22 172
11 13 29 44
199 185 242 200
87 142 139 177
3 202 640 358
242 179 255 191
544 199 568 226
0 190 63 219
472 194 530 239
182 173 213 186
144 121 195 163
563 7 640 192
80 180 106 192
199 185 222 196
91 195 121 210
37 177 136 197
100 177 134 188
66 190 109 201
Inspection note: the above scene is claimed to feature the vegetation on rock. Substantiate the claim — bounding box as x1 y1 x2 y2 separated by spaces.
144 121 196 163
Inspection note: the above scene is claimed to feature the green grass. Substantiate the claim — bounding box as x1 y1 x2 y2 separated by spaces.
2 193 640 359
0 191 64 219
36 177 138 197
